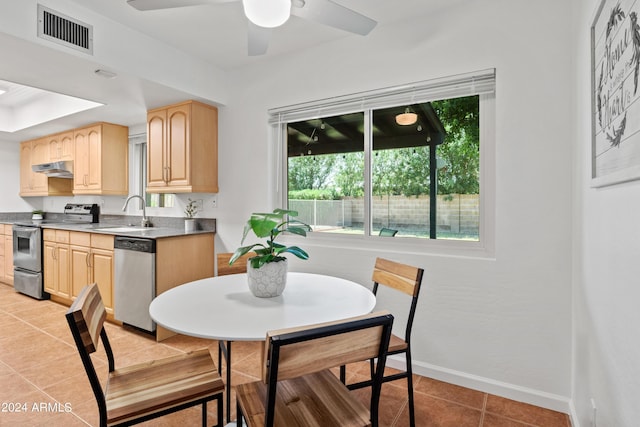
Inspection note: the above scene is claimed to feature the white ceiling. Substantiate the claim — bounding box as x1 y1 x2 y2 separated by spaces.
0 0 459 143
79 0 438 69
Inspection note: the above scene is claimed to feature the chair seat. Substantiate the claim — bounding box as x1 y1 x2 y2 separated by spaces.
106 349 225 426
237 370 371 427
388 333 408 354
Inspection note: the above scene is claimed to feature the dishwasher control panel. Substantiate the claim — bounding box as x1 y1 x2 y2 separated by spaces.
114 237 156 253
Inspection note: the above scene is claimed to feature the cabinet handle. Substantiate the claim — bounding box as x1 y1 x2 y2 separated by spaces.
53 247 57 261
86 253 91 268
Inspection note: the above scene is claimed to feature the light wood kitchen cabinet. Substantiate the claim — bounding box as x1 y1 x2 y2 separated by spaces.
73 123 129 195
2 225 14 286
70 232 115 315
155 233 214 341
147 100 218 193
43 229 71 299
48 131 74 161
19 140 73 197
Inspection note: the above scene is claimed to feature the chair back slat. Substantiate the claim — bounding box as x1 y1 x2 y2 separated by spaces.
275 326 385 381
372 257 423 297
263 311 393 383
66 283 106 354
217 252 254 276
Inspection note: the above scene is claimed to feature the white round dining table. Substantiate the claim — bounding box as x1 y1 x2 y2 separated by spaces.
150 271 376 425
149 272 376 341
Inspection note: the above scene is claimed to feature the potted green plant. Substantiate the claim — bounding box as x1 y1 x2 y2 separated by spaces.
230 208 311 297
184 198 198 232
31 210 45 220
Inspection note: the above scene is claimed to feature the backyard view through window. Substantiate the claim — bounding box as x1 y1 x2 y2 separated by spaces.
286 95 480 241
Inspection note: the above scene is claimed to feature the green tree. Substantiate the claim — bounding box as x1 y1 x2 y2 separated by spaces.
288 154 336 190
432 96 480 194
334 152 364 197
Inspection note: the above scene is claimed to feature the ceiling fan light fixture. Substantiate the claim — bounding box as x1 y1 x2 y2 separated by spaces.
396 107 418 126
243 0 291 28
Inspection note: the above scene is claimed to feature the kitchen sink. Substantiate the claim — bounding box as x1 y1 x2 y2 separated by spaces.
95 226 150 232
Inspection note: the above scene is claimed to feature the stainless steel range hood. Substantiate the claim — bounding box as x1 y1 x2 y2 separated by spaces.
32 161 73 178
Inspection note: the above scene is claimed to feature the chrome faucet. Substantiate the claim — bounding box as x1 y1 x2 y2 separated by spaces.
122 195 151 227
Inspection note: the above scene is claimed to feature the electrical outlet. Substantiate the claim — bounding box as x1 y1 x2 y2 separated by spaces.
211 195 218 208
591 398 597 427
196 199 204 211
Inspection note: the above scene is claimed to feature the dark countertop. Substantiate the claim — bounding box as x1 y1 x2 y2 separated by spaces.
41 223 215 239
0 220 214 239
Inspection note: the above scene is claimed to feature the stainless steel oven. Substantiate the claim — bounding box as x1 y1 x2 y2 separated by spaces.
13 224 46 299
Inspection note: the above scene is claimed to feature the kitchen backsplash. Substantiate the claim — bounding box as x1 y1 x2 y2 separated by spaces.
0 212 215 232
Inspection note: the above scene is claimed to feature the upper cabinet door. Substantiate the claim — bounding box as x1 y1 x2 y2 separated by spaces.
74 128 90 189
19 141 33 195
49 132 74 161
86 126 102 190
147 110 167 189
146 100 218 193
73 123 128 195
166 104 190 187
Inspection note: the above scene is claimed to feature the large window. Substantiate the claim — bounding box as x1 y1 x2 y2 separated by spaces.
271 69 495 246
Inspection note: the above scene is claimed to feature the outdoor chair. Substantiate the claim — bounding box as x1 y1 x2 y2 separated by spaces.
379 227 398 237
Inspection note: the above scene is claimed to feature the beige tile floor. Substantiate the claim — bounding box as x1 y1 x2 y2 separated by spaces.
0 283 571 426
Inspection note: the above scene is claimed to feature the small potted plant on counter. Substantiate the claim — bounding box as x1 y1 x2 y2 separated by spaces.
184 198 198 232
31 210 45 221
229 209 311 297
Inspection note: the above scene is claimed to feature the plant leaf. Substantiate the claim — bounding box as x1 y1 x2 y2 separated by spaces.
229 244 264 265
281 246 309 260
285 225 309 237
250 216 279 238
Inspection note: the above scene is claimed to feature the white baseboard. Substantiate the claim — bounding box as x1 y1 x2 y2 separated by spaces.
386 355 578 426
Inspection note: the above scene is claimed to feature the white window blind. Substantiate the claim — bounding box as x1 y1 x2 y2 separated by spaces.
268 68 495 124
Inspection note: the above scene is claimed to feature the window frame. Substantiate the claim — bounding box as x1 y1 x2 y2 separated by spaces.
270 69 496 258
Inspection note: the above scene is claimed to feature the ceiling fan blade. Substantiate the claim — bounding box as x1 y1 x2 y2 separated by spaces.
291 0 377 36
247 22 272 56
127 0 235 11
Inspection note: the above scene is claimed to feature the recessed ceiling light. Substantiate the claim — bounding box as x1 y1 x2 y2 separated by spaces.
0 88 7 96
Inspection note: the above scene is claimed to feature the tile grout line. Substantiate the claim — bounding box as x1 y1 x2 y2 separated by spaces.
479 393 488 426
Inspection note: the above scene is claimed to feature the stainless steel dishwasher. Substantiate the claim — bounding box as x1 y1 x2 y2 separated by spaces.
114 236 156 333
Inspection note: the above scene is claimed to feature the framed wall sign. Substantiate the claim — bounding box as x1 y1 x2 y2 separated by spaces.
591 0 640 187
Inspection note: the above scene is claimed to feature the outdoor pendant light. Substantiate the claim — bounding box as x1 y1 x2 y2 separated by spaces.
395 107 418 126
242 0 291 28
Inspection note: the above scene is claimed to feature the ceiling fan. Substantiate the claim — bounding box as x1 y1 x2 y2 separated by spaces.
126 0 377 56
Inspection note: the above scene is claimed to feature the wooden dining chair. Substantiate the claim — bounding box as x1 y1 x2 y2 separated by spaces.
216 251 254 276
236 311 394 427
66 283 225 427
343 257 424 427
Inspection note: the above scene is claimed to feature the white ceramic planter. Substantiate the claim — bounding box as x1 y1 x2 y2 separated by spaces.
246 259 288 298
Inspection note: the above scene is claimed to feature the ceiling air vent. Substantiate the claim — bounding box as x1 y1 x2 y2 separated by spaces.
37 4 93 55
